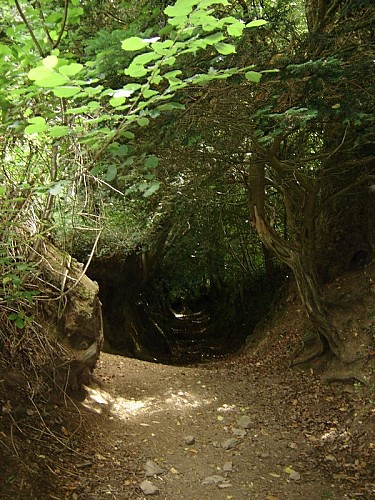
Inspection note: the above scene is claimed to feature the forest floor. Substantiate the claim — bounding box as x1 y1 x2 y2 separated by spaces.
1 264 374 499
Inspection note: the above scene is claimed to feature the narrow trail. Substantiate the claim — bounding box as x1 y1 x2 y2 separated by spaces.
71 353 365 499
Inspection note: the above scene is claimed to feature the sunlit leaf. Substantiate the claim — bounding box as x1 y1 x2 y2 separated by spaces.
142 88 158 98
245 71 262 83
113 89 133 99
246 19 268 28
52 86 81 98
49 125 70 137
58 63 84 76
164 0 196 17
28 66 54 81
215 42 236 55
25 117 48 134
109 96 126 107
121 36 147 51
42 55 58 69
203 32 225 45
125 64 148 78
36 72 69 88
227 21 245 37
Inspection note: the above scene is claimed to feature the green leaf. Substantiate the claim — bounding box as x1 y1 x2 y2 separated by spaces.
28 66 54 81
49 125 70 138
203 32 225 45
137 117 150 127
15 317 25 329
121 36 147 51
36 72 69 88
245 71 262 83
58 63 84 76
215 42 236 55
109 96 126 107
117 145 129 156
246 19 268 28
164 0 196 17
25 117 48 134
143 182 160 197
42 55 58 69
132 52 161 66
163 70 183 84
157 102 185 111
227 20 245 37
105 164 117 181
151 39 174 54
142 88 159 98
144 155 159 169
52 86 81 98
125 63 148 78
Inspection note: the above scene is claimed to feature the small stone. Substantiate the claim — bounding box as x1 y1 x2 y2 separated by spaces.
140 480 159 495
223 461 233 472
144 460 163 477
232 427 247 437
289 470 301 481
202 475 226 485
222 438 239 450
184 435 195 445
218 481 232 489
237 416 253 429
260 452 270 459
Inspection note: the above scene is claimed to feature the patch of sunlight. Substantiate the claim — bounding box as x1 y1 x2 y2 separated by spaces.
164 390 204 409
82 386 212 421
320 427 350 443
82 386 153 418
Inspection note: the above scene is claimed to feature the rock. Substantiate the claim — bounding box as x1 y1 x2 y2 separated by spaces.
184 435 195 445
223 461 233 472
232 427 247 437
237 415 253 429
140 480 159 495
218 481 232 489
289 470 301 481
144 460 163 477
202 475 226 485
222 438 239 450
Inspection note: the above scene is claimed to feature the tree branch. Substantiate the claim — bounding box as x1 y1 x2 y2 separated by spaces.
15 0 46 57
320 174 375 212
53 0 69 49
35 0 54 48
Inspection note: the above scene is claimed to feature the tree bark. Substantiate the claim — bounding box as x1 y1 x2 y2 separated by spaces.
253 206 350 360
247 162 349 362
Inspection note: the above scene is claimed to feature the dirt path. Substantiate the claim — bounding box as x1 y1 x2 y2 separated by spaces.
67 353 371 499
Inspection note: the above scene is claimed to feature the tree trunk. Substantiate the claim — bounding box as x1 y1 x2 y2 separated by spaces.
252 207 351 361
